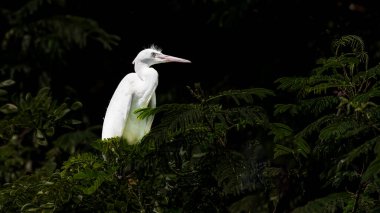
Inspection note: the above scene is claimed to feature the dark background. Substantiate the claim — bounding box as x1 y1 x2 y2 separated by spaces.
3 0 380 131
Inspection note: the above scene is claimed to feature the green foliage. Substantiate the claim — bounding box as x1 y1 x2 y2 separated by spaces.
0 0 120 89
271 35 380 211
0 83 275 212
0 84 85 182
2 0 120 54
0 0 116 184
0 172 75 212
1 32 380 212
292 192 352 213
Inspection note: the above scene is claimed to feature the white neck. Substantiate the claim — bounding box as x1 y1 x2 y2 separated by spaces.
134 61 159 96
134 62 158 80
133 62 159 106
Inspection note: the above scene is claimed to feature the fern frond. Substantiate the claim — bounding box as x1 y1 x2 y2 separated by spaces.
206 88 275 105
61 153 100 175
319 119 360 141
212 151 246 195
313 57 345 75
337 136 379 170
274 137 310 159
297 114 337 138
138 103 204 145
301 96 340 114
0 172 73 212
277 96 339 116
73 166 117 195
229 195 268 213
333 35 365 56
294 137 311 158
226 106 269 129
301 81 348 97
274 103 298 116
269 122 293 143
352 86 380 103
276 75 348 97
274 144 294 159
160 104 204 133
325 169 362 189
275 77 308 92
3 15 120 57
333 35 368 70
213 151 269 196
292 192 352 213
357 64 380 80
362 154 380 182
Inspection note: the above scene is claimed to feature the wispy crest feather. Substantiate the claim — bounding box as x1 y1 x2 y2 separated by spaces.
148 44 162 52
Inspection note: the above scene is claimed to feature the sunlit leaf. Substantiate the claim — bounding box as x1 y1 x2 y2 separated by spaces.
0 79 15 88
0 103 18 113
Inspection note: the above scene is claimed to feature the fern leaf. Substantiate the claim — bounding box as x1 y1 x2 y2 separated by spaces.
357 64 380 80
297 114 337 138
333 35 365 56
274 144 294 159
294 137 311 158
0 79 15 88
313 57 344 75
304 96 340 114
206 88 275 104
352 86 380 103
292 192 352 213
275 77 308 92
274 103 298 116
337 136 379 170
362 153 380 182
319 119 360 141
269 122 293 143
74 167 116 195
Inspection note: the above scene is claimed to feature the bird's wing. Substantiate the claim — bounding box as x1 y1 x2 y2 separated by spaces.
144 92 156 134
101 75 134 139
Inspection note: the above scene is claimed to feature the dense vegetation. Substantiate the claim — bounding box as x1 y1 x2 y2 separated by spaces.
1 0 380 212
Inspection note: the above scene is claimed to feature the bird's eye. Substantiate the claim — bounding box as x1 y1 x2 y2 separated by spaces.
151 52 157 57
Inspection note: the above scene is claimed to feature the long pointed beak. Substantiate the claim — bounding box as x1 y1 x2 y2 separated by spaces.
158 54 191 63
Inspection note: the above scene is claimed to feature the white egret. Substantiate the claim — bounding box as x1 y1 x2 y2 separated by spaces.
101 46 191 144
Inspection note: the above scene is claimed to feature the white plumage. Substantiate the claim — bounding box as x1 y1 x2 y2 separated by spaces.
102 46 191 144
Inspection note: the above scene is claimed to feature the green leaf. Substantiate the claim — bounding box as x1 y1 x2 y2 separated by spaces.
362 156 380 181
319 120 358 141
37 87 50 97
295 137 310 158
56 108 71 120
0 103 18 113
274 103 298 116
71 101 83 110
0 79 15 88
46 127 55 136
39 202 55 209
206 88 275 104
274 144 294 159
269 122 293 142
21 203 35 211
293 192 352 213
34 129 47 146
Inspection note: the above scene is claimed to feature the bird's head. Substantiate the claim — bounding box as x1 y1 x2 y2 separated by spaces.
132 45 191 66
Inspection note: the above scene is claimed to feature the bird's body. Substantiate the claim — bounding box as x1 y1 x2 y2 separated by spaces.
102 46 190 144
